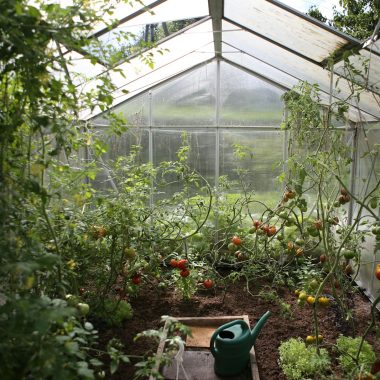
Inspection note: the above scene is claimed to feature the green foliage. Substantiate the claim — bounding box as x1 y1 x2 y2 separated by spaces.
95 300 133 327
307 0 379 40
133 316 192 380
0 296 101 379
331 0 380 40
278 338 331 380
107 339 131 375
336 335 376 375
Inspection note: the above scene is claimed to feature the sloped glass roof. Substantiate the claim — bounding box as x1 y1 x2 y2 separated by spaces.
61 0 379 123
224 0 352 63
80 19 214 119
334 46 380 95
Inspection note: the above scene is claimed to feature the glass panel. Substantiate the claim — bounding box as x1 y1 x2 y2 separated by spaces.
91 128 150 190
334 51 380 94
93 18 204 63
117 0 208 27
354 124 380 300
152 62 216 126
152 128 216 199
220 61 284 126
224 0 351 63
64 51 105 86
82 20 214 119
222 43 299 90
221 21 380 121
91 92 150 126
219 130 285 211
90 0 158 35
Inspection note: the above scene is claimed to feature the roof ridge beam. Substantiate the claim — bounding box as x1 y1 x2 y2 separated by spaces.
208 0 223 58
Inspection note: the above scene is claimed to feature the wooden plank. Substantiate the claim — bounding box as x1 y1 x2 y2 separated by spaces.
175 316 249 327
186 325 218 347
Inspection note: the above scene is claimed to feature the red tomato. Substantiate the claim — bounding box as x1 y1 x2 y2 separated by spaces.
285 190 296 199
169 259 178 268
267 226 276 236
319 254 327 263
177 259 188 270
180 269 190 277
203 279 214 289
314 219 323 230
132 274 141 285
231 235 242 246
253 220 261 228
375 264 380 280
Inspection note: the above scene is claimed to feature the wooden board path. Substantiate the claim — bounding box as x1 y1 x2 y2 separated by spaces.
149 315 260 380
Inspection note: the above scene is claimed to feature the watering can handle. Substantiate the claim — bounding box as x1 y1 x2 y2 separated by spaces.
210 319 247 356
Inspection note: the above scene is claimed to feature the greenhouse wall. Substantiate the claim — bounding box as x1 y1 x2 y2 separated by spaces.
355 124 380 301
92 60 286 203
90 59 380 302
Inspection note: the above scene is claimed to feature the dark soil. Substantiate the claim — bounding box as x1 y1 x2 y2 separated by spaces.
97 279 380 380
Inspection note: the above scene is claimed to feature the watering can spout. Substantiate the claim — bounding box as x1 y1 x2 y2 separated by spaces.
251 311 271 343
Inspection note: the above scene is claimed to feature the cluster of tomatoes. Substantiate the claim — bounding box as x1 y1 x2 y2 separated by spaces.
287 238 305 257
227 235 242 252
92 225 108 240
169 259 214 289
295 289 330 307
337 187 351 205
169 258 190 277
282 189 296 203
250 220 277 237
372 223 380 241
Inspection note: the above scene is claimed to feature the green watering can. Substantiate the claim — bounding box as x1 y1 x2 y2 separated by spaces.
210 311 271 377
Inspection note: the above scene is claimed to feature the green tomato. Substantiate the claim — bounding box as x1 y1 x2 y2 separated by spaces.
228 242 238 252
307 226 317 237
77 303 90 316
65 294 80 307
369 198 378 209
125 247 137 259
341 248 355 259
309 279 319 290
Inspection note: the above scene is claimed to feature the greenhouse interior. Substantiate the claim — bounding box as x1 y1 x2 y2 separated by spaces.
1 0 380 379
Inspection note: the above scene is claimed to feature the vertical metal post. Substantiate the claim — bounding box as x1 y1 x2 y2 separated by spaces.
215 60 221 238
148 91 154 209
282 108 288 176
348 121 358 225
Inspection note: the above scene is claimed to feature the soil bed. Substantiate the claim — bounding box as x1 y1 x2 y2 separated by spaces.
98 279 380 379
